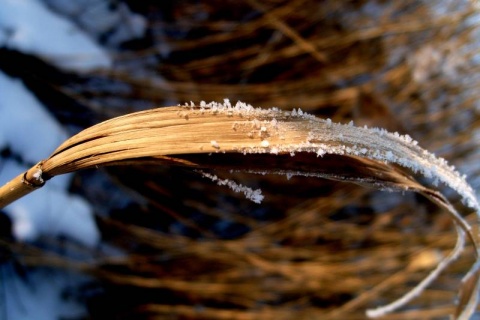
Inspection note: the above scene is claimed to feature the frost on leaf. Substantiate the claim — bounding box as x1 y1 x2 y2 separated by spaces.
178 101 475 207
199 172 264 204
185 101 478 211
177 101 480 319
29 99 479 320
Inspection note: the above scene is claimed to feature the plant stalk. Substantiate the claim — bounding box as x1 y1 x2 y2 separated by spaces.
0 162 45 209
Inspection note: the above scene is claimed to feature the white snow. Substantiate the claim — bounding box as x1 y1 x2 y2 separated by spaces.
0 66 99 248
42 0 147 47
0 71 68 165
0 72 73 191
0 0 111 71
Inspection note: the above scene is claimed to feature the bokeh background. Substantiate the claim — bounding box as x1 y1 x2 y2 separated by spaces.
1 0 480 319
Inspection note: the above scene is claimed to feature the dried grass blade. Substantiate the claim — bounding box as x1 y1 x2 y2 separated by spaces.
0 101 478 318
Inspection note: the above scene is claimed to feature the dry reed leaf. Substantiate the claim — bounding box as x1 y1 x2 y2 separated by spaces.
0 100 478 318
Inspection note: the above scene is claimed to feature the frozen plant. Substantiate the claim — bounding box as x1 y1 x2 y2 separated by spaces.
0 100 478 319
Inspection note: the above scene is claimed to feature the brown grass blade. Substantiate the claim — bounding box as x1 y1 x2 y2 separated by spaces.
0 100 478 318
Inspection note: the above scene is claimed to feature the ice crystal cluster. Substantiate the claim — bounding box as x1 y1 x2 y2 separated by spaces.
200 172 264 204
183 100 479 212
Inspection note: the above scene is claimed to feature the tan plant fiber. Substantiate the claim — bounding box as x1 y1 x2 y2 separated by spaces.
0 100 478 318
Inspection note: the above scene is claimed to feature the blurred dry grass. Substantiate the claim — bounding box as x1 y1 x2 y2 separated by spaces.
3 0 480 319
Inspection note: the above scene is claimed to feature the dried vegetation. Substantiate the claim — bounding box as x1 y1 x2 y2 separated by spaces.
2 0 480 319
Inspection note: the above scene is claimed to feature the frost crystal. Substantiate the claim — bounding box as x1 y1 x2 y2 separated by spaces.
200 172 264 204
32 168 44 184
182 100 479 210
270 146 279 154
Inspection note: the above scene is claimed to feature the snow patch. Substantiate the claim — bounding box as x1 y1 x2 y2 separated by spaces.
0 71 69 165
0 0 111 71
42 0 147 47
0 73 99 247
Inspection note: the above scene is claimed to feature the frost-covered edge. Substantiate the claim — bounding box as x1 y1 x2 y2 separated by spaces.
180 100 479 212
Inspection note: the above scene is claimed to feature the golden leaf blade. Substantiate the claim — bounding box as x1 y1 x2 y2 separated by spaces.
0 101 478 318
